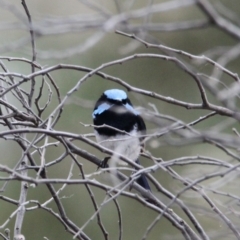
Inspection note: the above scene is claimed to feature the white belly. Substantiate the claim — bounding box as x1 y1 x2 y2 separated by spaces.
95 130 141 163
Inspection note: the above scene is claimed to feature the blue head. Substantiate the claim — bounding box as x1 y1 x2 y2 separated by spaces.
104 89 127 101
92 89 139 118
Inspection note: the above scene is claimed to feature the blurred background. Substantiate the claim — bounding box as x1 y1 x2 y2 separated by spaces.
0 0 240 239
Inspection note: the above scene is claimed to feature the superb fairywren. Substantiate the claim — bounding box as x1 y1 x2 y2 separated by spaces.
92 89 151 190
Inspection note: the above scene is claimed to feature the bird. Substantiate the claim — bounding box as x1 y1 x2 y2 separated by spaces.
92 89 151 191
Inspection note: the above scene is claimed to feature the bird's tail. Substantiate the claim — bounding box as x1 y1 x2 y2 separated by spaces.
135 159 151 191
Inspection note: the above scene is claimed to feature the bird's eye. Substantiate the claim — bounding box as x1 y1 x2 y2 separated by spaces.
122 99 127 104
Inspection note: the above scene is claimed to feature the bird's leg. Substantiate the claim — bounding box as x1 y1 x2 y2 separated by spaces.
97 156 110 169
